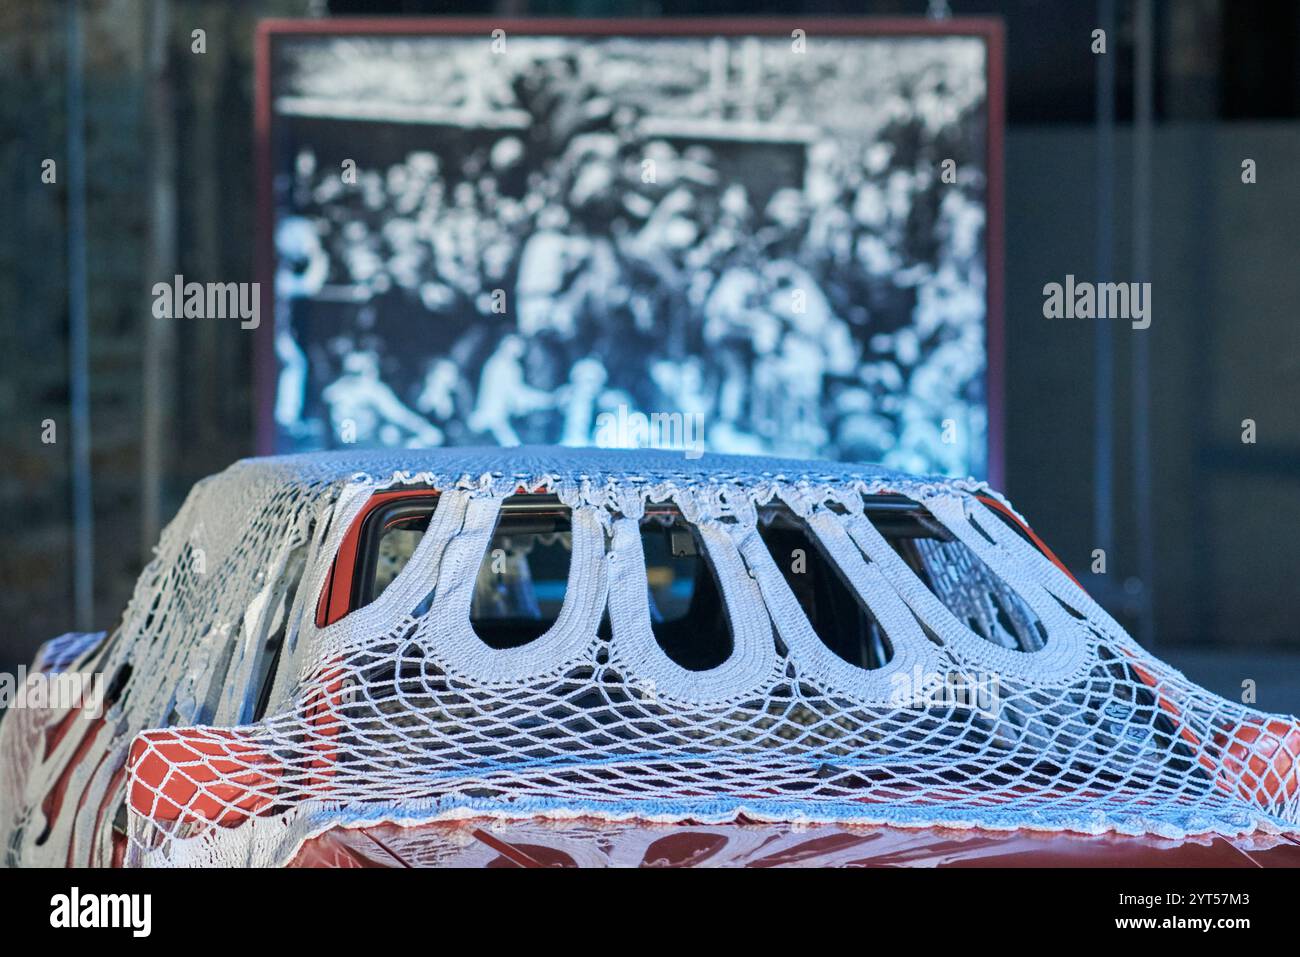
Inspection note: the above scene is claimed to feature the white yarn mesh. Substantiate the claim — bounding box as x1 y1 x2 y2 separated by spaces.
3 448 1298 868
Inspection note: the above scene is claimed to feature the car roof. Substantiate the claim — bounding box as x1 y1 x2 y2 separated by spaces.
241 445 982 494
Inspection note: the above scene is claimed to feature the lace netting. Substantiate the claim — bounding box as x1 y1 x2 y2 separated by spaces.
2 447 1296 867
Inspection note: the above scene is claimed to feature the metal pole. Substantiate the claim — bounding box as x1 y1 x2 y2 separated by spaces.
1094 0 1116 568
1133 0 1157 646
65 0 94 630
142 0 175 560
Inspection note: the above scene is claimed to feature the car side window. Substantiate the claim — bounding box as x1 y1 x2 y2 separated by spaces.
243 541 309 723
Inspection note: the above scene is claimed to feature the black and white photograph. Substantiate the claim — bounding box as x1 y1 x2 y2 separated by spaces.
268 31 992 476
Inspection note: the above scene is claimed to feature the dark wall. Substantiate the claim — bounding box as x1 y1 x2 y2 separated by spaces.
1 0 295 674
1004 123 1300 648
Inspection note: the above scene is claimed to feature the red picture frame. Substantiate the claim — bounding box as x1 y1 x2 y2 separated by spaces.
254 16 1005 486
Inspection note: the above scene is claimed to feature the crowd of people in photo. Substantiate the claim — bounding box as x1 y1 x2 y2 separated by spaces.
272 38 989 475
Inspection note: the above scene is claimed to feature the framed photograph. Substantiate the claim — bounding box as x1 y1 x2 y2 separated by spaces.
256 17 1004 481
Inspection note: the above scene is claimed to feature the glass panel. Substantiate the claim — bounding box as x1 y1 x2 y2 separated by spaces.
639 510 733 671
756 509 892 670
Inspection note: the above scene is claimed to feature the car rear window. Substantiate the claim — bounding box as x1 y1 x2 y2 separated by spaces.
470 503 573 649
756 510 893 669
639 507 733 671
352 493 1054 659
361 496 573 649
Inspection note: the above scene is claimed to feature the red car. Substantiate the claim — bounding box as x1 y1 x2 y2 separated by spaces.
3 448 1298 867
